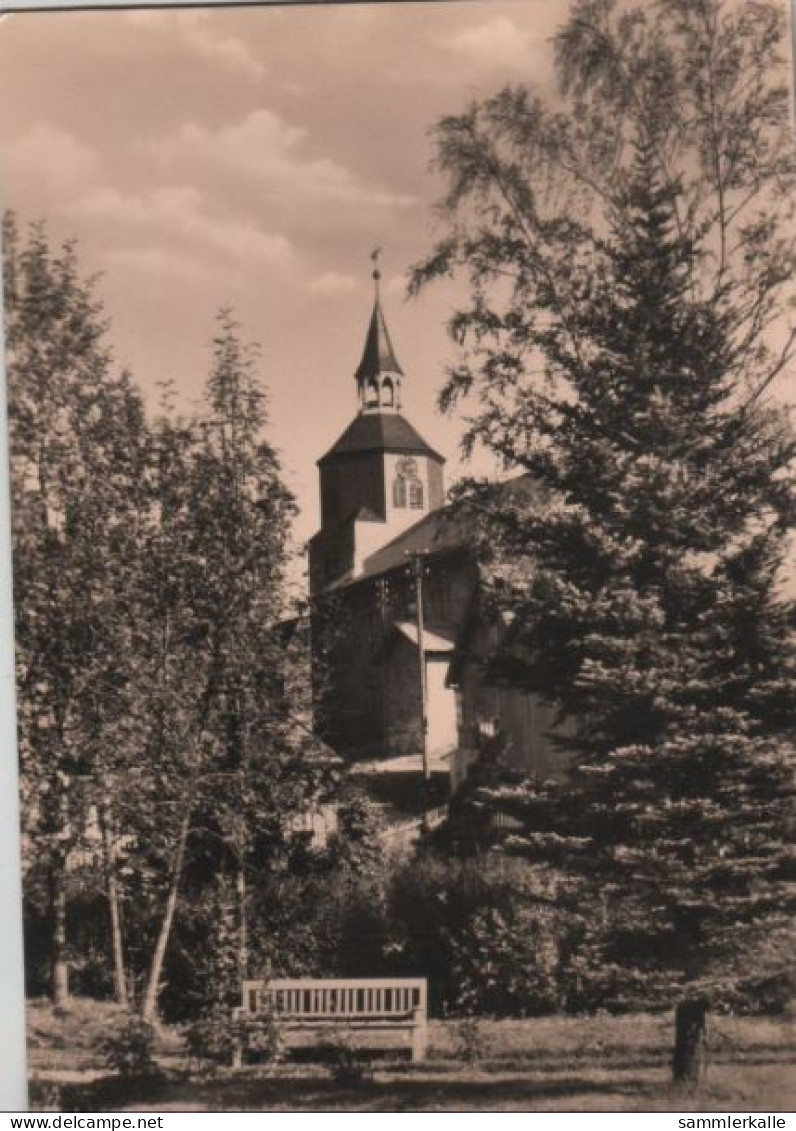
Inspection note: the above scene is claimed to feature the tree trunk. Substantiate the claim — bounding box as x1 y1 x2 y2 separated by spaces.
237 860 248 983
672 998 709 1084
141 807 191 1024
50 765 72 1010
98 800 128 1008
50 855 69 1009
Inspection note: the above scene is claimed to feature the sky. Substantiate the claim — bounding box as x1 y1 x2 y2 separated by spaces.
0 0 792 562
0 0 565 554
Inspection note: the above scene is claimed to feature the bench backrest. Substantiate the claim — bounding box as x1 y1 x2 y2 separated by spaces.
241 977 427 1020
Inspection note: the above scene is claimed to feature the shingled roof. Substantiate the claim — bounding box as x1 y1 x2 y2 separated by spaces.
359 505 468 578
318 412 444 465
325 473 543 590
355 297 403 382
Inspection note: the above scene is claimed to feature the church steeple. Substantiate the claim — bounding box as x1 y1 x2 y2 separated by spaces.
355 250 403 413
310 249 446 593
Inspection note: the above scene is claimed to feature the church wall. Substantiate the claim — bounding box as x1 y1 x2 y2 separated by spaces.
367 551 476 640
501 691 566 777
352 518 393 576
427 460 445 511
425 654 458 754
454 658 574 784
383 634 423 755
312 552 477 760
308 534 325 595
309 521 355 592
313 581 385 758
420 554 477 632
320 587 427 759
320 452 386 526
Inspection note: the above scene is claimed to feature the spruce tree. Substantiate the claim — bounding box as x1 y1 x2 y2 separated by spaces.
481 143 794 1078
413 0 795 1082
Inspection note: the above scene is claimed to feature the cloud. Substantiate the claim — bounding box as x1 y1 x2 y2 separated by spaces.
145 109 416 209
102 246 217 286
309 271 357 297
124 9 265 81
62 185 294 267
6 124 99 197
437 16 540 71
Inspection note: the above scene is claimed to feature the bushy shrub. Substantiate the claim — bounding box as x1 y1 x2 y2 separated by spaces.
183 1007 242 1070
240 1011 283 1065
316 1034 373 1086
447 903 561 1017
98 1017 157 1077
387 853 565 1017
451 1014 486 1064
184 1005 283 1070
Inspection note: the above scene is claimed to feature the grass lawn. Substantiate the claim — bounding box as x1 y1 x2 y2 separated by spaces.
27 999 796 1113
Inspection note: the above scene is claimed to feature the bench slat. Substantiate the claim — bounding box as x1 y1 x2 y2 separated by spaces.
238 980 426 1028
235 977 428 1066
240 978 426 1018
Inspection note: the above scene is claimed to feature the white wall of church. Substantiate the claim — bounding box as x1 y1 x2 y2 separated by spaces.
425 656 458 755
352 518 393 576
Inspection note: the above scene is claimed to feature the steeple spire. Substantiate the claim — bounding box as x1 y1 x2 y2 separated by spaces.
355 249 403 413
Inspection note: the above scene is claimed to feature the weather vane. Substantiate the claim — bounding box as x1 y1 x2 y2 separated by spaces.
371 246 383 286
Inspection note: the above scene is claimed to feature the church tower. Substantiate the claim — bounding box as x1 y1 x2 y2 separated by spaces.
309 258 445 594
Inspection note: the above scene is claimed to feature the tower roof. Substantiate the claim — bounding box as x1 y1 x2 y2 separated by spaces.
318 412 443 465
355 296 403 382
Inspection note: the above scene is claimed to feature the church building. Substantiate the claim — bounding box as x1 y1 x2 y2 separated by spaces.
309 265 569 788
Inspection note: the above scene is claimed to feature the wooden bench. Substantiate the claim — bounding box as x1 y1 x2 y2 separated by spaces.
234 977 428 1064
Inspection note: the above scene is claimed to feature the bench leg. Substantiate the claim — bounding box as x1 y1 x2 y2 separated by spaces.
411 1022 427 1063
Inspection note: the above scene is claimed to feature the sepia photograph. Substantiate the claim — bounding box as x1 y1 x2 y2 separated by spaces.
1 0 795 1113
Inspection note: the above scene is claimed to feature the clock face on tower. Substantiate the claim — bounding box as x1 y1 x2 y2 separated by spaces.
396 456 419 478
